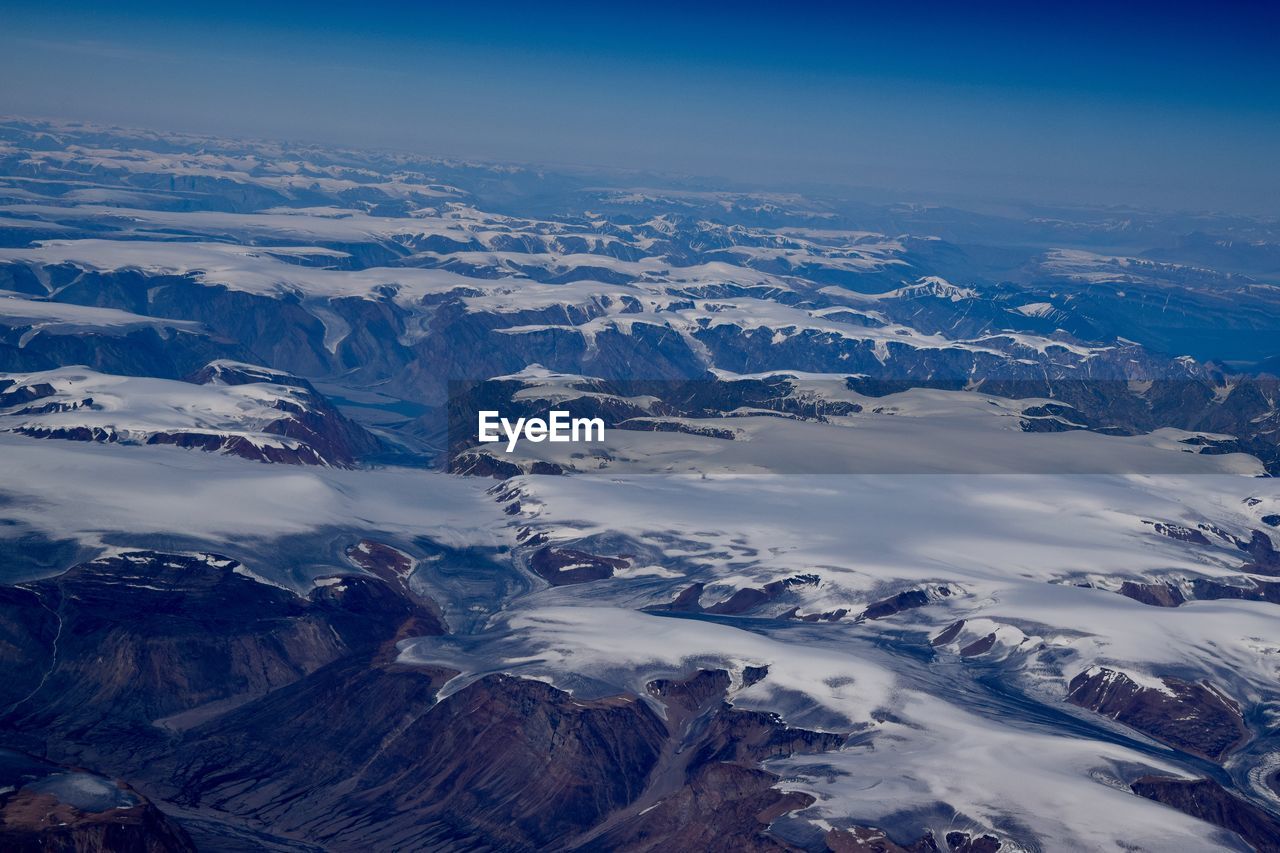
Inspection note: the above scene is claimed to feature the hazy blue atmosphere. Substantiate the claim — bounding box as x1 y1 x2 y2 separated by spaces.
3 0 1278 212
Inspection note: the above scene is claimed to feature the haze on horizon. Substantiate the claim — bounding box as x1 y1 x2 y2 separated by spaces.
3 0 1278 215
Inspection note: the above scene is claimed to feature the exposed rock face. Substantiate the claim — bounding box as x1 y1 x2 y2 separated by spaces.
0 791 195 853
859 589 929 620
0 553 847 850
343 538 445 636
0 751 194 853
582 761 813 852
617 417 738 440
1066 667 1248 762
529 546 629 585
703 574 821 616
959 633 997 658
825 825 941 852
159 670 666 850
1145 520 1212 546
648 575 822 617
859 587 947 621
1190 576 1280 605
450 449 566 479
1116 573 1280 609
573 669 847 852
1241 529 1280 575
143 429 333 465
0 550 443 761
1131 776 1280 853
931 621 966 646
652 582 708 613
1118 580 1186 607
944 833 1001 853
0 300 249 379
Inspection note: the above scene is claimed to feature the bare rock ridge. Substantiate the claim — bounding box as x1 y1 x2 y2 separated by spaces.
0 550 863 851
1066 667 1249 763
1131 777 1280 853
0 750 195 853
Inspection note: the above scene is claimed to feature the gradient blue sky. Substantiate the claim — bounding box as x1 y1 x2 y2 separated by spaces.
3 1 1278 212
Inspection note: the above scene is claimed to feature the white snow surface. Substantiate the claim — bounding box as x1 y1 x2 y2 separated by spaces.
402 465 1280 850
0 366 313 451
0 432 508 557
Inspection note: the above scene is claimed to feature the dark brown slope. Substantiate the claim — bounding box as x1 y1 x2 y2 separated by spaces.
0 749 195 853
1066 667 1249 762
0 549 850 851
1132 776 1280 853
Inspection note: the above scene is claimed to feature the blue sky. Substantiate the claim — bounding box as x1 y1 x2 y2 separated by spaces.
3 1 1278 212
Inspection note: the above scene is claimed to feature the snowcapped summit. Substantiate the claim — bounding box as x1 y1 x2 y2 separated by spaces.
193 359 298 386
888 275 979 301
0 362 382 466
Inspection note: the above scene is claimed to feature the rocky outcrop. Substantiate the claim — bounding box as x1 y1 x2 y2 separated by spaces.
616 418 738 440
825 826 942 852
155 665 841 850
930 620 966 647
1144 520 1212 546
158 669 666 850
943 833 1001 853
450 449 566 479
0 550 443 760
0 789 194 853
0 312 247 380
651 582 708 613
529 546 629 585
1190 576 1280 605
143 429 331 465
701 574 821 616
959 633 998 658
1066 668 1248 762
1241 529 1280 576
571 669 846 851
859 587 950 621
1118 580 1186 607
0 751 194 853
649 575 822 617
1131 776 1280 853
0 554 848 850
1116 575 1280 608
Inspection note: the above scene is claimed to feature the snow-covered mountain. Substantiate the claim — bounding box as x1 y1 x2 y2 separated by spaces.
1 117 1280 852
0 361 383 466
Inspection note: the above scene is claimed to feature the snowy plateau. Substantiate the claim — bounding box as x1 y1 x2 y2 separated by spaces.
0 117 1280 852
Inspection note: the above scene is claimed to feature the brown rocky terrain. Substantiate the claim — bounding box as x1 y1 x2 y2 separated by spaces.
0 751 194 853
1132 776 1280 853
1066 667 1249 762
0 550 857 851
